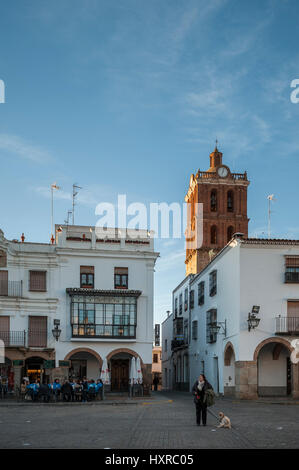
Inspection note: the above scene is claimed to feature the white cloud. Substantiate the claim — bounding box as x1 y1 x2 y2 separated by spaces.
0 134 53 164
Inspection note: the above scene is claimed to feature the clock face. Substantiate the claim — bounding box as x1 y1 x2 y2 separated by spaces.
217 166 228 178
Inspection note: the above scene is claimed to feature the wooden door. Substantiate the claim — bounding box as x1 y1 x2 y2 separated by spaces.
0 271 8 296
28 316 47 347
111 359 129 391
0 316 10 346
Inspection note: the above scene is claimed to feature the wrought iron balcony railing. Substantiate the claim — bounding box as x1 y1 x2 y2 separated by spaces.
0 330 48 348
284 272 299 283
275 316 299 334
171 338 188 350
0 280 23 297
0 330 26 347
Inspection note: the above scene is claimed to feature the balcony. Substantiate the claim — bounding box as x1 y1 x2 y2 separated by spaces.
71 324 136 339
197 170 247 181
0 280 23 297
0 330 48 348
275 317 299 335
0 330 26 347
285 272 299 283
171 338 188 351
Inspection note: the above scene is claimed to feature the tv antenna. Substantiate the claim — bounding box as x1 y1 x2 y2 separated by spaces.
64 210 72 226
72 183 82 225
267 194 276 238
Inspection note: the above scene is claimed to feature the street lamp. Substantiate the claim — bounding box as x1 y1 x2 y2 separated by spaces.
209 319 227 337
52 319 61 341
247 306 260 332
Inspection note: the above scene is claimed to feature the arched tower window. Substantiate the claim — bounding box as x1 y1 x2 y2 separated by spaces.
227 226 234 242
227 190 234 212
211 226 217 244
211 190 217 212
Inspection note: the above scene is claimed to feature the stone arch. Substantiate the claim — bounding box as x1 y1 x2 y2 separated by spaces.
64 347 103 368
224 341 235 366
25 351 55 361
106 348 144 367
253 337 293 361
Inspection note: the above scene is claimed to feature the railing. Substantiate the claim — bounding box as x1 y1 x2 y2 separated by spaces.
71 324 136 339
197 171 247 181
0 330 26 347
284 272 299 283
0 280 22 297
275 317 299 334
171 338 188 350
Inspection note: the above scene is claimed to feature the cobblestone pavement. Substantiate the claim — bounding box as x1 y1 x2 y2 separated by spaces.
0 391 298 449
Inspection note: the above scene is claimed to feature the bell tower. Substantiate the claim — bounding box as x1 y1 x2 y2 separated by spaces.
185 144 250 275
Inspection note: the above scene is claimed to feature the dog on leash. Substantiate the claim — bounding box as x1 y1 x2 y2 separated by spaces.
217 412 231 429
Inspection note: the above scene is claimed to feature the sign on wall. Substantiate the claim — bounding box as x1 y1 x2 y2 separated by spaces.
154 324 160 346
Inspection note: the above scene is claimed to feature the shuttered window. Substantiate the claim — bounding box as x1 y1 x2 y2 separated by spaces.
28 316 47 347
29 271 47 291
0 250 7 268
285 257 299 267
0 316 10 346
0 271 8 295
287 301 299 318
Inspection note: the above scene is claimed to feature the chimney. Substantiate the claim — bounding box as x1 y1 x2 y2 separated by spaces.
21 233 25 243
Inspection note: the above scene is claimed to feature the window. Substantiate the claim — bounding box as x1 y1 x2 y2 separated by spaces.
173 317 183 337
0 250 7 268
206 309 217 343
285 257 299 283
28 316 47 347
0 270 8 296
153 353 158 363
179 293 183 315
209 270 217 296
227 226 234 242
114 267 128 289
211 225 217 244
0 316 10 346
165 339 167 352
227 190 234 212
80 266 94 288
29 271 46 292
184 288 188 311
184 319 188 343
189 290 194 309
192 320 198 340
211 190 217 212
71 294 137 338
174 298 178 316
198 281 205 305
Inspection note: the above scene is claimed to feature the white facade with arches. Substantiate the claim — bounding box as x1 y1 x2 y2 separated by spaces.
188 236 299 399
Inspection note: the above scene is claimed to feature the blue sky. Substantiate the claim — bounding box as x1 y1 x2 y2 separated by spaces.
1 0 299 325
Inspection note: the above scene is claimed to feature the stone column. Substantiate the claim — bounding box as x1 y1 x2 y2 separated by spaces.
13 365 23 394
235 360 258 399
292 362 299 399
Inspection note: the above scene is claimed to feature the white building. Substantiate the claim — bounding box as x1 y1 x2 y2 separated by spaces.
161 311 173 390
0 225 159 393
189 235 299 399
169 275 194 391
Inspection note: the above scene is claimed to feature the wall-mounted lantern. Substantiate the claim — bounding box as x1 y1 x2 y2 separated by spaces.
52 319 61 341
247 306 260 332
209 319 227 337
